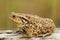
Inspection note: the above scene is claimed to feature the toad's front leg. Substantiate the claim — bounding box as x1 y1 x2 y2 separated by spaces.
22 29 33 38
16 27 23 34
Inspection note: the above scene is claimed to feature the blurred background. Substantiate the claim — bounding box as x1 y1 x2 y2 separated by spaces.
0 0 60 30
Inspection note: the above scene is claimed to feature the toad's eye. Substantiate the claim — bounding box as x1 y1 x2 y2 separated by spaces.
12 15 16 18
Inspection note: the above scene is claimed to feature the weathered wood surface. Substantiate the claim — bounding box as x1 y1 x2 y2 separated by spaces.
0 28 60 40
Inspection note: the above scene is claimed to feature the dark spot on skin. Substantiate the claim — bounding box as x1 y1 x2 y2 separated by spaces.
19 17 28 21
16 29 27 34
42 32 46 34
23 29 27 34
12 15 16 18
25 26 28 28
19 17 29 23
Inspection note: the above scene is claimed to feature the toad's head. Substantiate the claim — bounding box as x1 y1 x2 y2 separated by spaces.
9 12 29 25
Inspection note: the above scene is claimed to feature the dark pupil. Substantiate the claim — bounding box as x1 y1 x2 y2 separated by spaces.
12 15 15 18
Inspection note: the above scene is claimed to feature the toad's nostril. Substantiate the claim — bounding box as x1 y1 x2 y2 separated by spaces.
12 15 16 18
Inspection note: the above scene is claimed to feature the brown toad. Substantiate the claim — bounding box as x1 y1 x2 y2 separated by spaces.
9 12 56 37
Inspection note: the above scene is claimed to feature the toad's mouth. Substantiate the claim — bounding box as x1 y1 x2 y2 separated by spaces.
9 17 21 24
9 17 17 23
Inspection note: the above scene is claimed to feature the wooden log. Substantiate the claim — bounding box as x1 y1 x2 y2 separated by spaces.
0 28 60 40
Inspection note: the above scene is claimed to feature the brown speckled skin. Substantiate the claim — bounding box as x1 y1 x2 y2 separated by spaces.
9 12 56 37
